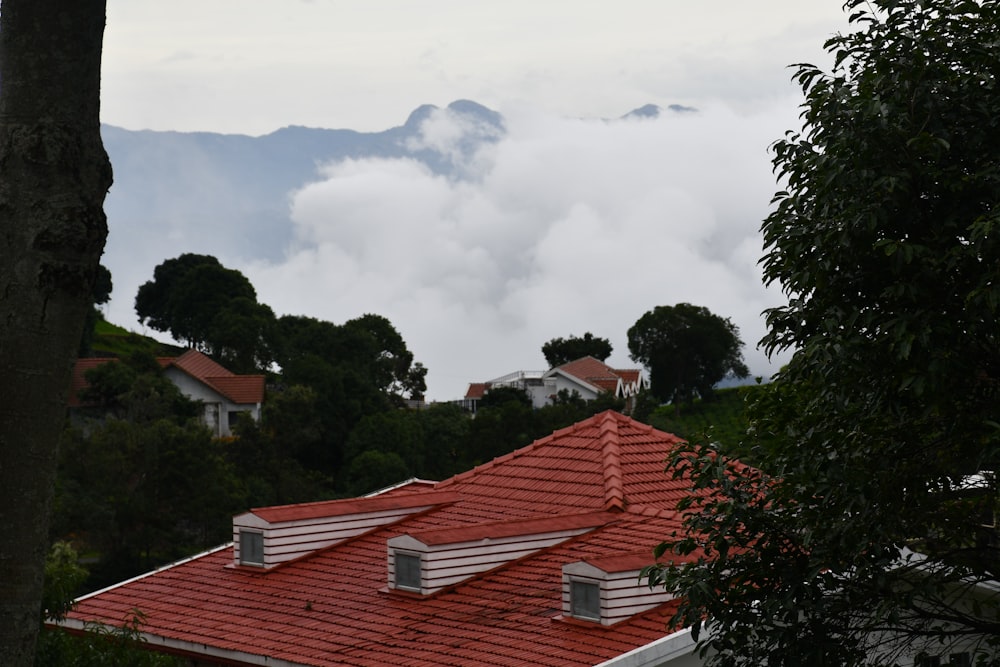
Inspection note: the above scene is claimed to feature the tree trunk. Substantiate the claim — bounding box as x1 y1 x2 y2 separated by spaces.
0 1 110 665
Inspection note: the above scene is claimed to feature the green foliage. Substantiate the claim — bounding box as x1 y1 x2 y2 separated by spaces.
55 417 240 589
342 403 473 493
344 450 411 497
644 386 753 454
41 542 88 622
650 2 1000 664
135 254 273 369
78 352 200 424
627 303 748 405
35 612 183 667
37 544 181 665
477 385 532 410
227 389 333 507
88 320 182 359
541 332 613 367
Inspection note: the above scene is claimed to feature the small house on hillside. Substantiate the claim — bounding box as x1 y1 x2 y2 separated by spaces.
463 356 649 413
58 411 703 667
70 349 265 437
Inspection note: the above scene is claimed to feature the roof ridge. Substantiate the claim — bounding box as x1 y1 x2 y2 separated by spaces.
437 415 602 488
599 412 626 512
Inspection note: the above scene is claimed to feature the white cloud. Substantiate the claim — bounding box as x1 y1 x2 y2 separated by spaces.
246 102 796 400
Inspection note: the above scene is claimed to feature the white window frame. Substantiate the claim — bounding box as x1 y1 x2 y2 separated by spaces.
569 577 602 621
239 529 264 566
393 550 422 592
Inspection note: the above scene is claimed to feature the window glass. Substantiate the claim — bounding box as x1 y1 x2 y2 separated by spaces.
240 530 264 565
570 580 601 620
395 552 421 590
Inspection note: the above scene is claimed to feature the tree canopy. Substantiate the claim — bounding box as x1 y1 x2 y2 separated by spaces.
134 254 274 370
647 2 1000 664
541 332 613 368
626 303 748 405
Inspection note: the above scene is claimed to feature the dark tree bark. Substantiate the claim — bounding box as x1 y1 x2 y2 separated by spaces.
0 1 111 664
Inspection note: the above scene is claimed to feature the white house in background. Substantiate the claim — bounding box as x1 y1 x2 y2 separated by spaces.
70 349 265 437
463 356 650 413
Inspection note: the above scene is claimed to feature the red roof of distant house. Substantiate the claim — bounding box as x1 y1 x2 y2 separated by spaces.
549 357 648 398
69 350 264 408
63 411 703 667
162 349 265 405
68 358 116 408
465 382 489 399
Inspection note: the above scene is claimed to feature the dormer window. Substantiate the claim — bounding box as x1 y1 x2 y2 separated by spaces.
569 579 601 621
239 530 264 566
386 512 612 596
562 553 674 625
393 551 422 591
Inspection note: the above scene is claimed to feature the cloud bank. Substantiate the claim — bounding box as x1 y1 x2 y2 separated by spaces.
244 103 798 400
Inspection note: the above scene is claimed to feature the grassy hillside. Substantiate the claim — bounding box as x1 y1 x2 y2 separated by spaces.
88 317 183 358
645 385 758 453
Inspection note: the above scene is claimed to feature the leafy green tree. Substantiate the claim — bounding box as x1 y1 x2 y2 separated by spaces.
56 357 240 589
343 314 426 401
135 255 275 369
541 332 613 367
0 2 112 663
415 403 472 478
477 385 532 410
344 450 411 497
206 296 277 373
627 303 748 405
78 352 199 424
343 411 425 488
135 254 221 335
35 543 182 666
40 542 88 623
227 386 332 506
647 2 1000 664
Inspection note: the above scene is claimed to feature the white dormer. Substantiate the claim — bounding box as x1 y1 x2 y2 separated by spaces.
232 491 459 569
387 512 614 595
562 553 673 625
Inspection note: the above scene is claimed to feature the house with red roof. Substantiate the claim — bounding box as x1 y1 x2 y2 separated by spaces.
462 357 650 414
58 411 704 667
70 349 265 437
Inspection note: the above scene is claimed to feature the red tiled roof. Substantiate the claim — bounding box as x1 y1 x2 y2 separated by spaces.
162 350 265 405
168 348 235 378
70 350 264 408
251 490 461 523
548 357 647 399
465 382 489 399
200 374 265 405
554 357 621 384
65 411 702 667
67 358 116 408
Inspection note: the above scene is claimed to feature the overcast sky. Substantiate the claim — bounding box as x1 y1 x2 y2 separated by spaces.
99 2 854 400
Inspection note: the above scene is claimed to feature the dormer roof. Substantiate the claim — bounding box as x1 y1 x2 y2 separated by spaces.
63 411 707 667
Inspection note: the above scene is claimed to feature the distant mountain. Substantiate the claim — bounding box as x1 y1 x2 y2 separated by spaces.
101 99 504 264
621 103 698 120
98 100 687 330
